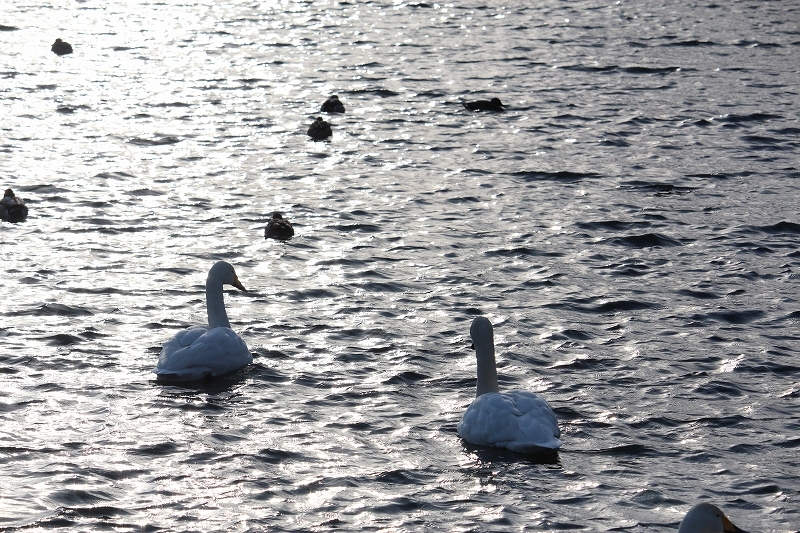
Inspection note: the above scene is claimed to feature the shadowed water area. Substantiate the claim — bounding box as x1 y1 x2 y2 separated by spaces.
1 1 799 531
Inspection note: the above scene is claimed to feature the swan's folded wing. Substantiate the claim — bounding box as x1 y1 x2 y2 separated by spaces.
200 327 253 375
157 326 207 369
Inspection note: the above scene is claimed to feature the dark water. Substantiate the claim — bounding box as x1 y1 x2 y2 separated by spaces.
1 1 799 531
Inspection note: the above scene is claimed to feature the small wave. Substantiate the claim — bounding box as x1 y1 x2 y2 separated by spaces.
575 220 652 231
330 223 381 233
594 444 655 456
128 136 181 146
130 442 181 456
734 40 783 48
755 221 800 234
383 371 429 385
49 488 116 506
676 289 721 299
255 448 304 464
509 171 600 182
619 181 697 195
694 382 745 397
42 334 84 346
56 105 90 114
7 303 94 317
622 66 681 75
350 88 399 97
740 134 786 150
604 233 684 248
707 309 765 324
150 101 192 108
716 112 781 124
485 247 565 258
663 39 717 47
95 171 136 180
547 299 655 313
285 288 340 300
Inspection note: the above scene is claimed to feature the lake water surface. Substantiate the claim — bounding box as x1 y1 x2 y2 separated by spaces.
1 1 799 531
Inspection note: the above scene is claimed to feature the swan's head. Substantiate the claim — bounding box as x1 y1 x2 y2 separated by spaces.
490 98 504 107
4 189 13 198
470 316 494 349
209 261 247 292
272 213 284 220
678 503 748 533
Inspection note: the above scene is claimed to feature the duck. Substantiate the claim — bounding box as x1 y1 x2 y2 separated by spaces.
307 117 332 140
321 95 345 113
265 212 294 240
51 38 73 56
678 503 748 533
457 316 561 452
463 97 505 112
1 189 28 222
154 261 253 382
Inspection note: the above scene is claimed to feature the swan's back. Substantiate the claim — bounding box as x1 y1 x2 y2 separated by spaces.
458 390 561 452
156 326 251 381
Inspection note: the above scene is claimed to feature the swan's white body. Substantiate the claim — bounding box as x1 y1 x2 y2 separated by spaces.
154 261 252 381
457 317 561 452
678 503 748 533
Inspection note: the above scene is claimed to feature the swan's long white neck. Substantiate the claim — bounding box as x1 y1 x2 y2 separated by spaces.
206 273 231 329
472 319 500 397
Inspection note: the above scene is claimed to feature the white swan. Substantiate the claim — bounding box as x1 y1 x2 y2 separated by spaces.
678 503 748 533
457 316 561 452
154 261 253 381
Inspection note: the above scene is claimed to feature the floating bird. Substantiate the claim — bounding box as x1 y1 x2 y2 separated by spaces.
463 97 505 112
457 317 561 452
307 117 332 140
321 95 345 113
154 261 252 382
678 503 748 533
265 212 294 240
51 38 73 56
1 189 28 222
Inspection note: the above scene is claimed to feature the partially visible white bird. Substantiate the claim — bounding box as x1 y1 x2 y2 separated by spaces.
457 317 561 452
678 503 748 533
154 261 252 381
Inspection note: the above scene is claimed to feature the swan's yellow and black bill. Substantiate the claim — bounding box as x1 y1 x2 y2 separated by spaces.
233 277 247 292
723 514 748 533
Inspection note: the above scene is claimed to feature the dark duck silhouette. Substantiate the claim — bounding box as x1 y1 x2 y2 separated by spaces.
321 95 345 113
265 213 294 240
307 117 332 140
463 97 505 112
51 38 73 56
1 189 28 222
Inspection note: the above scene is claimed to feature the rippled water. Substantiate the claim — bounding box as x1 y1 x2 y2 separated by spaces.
2 1 799 531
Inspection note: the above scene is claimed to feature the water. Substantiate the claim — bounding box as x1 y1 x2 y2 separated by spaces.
1 1 799 531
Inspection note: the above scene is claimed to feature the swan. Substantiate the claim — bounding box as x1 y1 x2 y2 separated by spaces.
321 95 345 113
264 212 294 240
307 117 332 140
51 38 73 56
678 503 748 533
1 189 28 222
457 317 561 452
154 261 252 381
463 97 505 112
